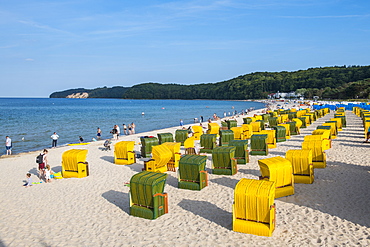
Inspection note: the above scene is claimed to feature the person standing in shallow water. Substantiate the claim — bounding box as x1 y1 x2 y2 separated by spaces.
96 128 102 140
50 132 59 148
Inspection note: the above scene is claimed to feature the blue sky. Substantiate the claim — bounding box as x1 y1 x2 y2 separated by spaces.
1 0 369 97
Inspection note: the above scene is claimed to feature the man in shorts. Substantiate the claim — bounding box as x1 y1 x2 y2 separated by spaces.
5 136 12 155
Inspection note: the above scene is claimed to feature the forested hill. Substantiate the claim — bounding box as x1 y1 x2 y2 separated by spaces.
50 65 370 99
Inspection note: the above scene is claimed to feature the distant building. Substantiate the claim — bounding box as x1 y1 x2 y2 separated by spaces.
268 91 302 99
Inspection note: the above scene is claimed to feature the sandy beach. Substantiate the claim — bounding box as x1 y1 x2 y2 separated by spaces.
0 103 369 247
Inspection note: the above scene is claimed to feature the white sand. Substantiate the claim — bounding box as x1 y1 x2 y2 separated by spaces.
0 103 369 246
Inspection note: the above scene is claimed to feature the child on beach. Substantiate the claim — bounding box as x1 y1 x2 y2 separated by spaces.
23 173 32 188
44 165 53 183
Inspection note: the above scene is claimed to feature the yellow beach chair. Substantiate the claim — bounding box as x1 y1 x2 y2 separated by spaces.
144 144 172 173
241 124 253 139
207 122 220 135
192 125 203 140
162 142 181 171
114 141 136 165
62 149 89 178
260 130 276 149
285 149 314 184
302 140 327 168
231 127 243 140
278 123 291 139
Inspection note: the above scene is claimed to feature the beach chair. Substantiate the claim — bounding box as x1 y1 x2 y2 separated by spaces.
140 136 159 158
178 155 208 190
322 122 338 139
192 125 203 140
334 114 346 128
312 129 332 140
298 117 307 128
175 129 188 146
200 134 217 153
254 115 263 121
272 126 286 143
268 117 278 127
219 129 235 146
129 171 168 220
157 133 174 144
243 117 253 124
241 124 253 139
260 130 277 149
114 141 136 165
278 123 291 139
280 114 289 123
301 140 327 168
330 118 343 131
256 120 265 130
162 142 181 172
184 136 196 155
212 146 237 175
304 135 331 150
61 149 89 178
207 122 220 135
285 149 314 184
143 144 172 173
220 121 229 130
233 178 276 237
288 112 297 120
258 156 294 198
250 134 268 155
226 120 238 129
229 140 249 164
250 122 261 133
292 118 302 134
231 127 243 140
287 121 299 135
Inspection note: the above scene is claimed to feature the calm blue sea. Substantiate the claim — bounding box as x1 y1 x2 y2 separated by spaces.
0 98 264 154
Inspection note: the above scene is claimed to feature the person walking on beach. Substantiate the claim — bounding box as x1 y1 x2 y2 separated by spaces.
115 125 120 139
5 136 12 155
51 132 59 148
123 124 127 135
97 128 102 140
110 126 118 140
37 149 48 179
131 122 136 134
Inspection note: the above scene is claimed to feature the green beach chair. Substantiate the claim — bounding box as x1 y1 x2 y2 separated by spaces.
287 121 298 135
200 134 217 153
178 155 208 191
250 134 268 155
129 171 168 220
243 117 253 124
272 126 286 143
229 139 249 164
268 117 278 127
212 146 237 175
175 129 188 146
157 133 174 144
226 120 238 129
140 137 159 158
219 129 235 146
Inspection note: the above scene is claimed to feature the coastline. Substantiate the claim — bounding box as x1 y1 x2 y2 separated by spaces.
0 101 369 246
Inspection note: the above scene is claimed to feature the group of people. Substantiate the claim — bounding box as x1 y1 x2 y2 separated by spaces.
108 123 136 141
24 148 54 187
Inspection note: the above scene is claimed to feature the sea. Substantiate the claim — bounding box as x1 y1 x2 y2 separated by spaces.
0 98 265 154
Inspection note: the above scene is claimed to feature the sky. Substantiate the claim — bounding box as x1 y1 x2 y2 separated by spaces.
0 0 369 97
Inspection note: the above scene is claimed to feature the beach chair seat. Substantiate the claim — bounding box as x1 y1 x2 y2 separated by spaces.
231 127 244 140
200 134 217 153
129 171 168 220
241 124 253 139
219 129 235 146
143 144 172 173
302 140 327 168
192 125 203 140
272 126 286 143
285 149 314 184
233 178 276 237
207 122 220 135
175 129 188 146
157 133 174 144
250 134 268 155
62 149 89 178
140 137 159 158
212 146 237 175
278 123 291 139
260 130 277 149
114 141 136 165
229 140 249 164
258 156 294 198
162 142 181 172
178 155 208 190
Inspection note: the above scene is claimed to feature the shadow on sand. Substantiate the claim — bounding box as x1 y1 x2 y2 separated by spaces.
102 190 130 215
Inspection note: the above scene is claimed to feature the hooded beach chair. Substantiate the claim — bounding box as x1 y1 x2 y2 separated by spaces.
258 156 294 198
129 171 168 220
200 134 217 153
304 135 331 150
212 146 237 175
288 112 297 120
61 149 89 178
175 129 188 145
207 122 220 135
330 118 343 131
162 142 181 172
243 117 253 124
184 136 197 155
219 129 235 146
250 122 261 133
157 133 174 144
268 117 278 127
312 129 332 140
226 120 238 129
114 141 136 165
301 140 327 168
233 178 276 237
242 124 253 139
298 117 308 128
287 121 299 135
334 114 346 128
292 118 302 134
322 122 338 139
272 126 286 143
250 134 268 155
260 130 277 149
278 123 291 139
178 155 208 191
143 144 172 173
231 127 244 140
192 125 203 140
229 140 249 164
285 149 314 184
140 136 159 158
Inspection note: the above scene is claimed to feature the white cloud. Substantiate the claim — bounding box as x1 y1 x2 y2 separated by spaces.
25 58 34 61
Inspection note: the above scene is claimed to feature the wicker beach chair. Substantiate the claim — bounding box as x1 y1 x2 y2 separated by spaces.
301 140 327 168
140 136 159 158
192 125 203 140
219 129 235 146
200 134 217 153
178 155 208 191
233 178 276 237
207 122 220 135
241 124 253 139
184 136 196 155
272 126 286 142
260 130 277 149
250 134 268 155
226 120 238 129
157 133 174 144
61 149 89 178
162 142 181 172
143 144 172 173
258 156 294 198
231 127 243 140
229 139 249 164
129 171 168 220
278 123 291 139
212 146 237 175
322 122 338 139
285 149 314 184
114 141 136 165
175 129 188 146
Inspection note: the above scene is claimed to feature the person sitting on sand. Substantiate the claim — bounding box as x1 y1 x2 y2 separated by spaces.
23 173 32 188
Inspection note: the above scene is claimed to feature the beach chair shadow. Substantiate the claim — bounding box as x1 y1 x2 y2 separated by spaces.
237 168 260 177
165 173 178 188
128 163 144 173
51 166 62 173
178 199 232 230
102 190 130 215
211 177 239 189
100 156 114 163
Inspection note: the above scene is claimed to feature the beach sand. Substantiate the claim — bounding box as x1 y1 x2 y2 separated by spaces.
0 104 369 246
